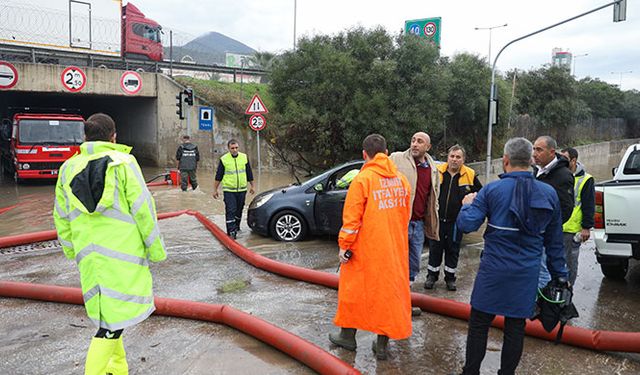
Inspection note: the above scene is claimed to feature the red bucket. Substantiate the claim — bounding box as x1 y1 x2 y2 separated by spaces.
169 169 180 186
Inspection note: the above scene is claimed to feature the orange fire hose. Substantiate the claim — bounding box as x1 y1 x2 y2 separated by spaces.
2 210 640 358
0 281 359 375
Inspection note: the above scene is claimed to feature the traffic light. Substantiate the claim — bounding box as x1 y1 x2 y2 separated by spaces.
184 87 194 106
613 0 626 22
176 91 184 120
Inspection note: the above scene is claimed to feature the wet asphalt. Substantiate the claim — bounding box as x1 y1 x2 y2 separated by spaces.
1 163 640 374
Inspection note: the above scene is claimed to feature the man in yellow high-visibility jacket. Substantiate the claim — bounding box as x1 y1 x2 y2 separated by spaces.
560 147 595 285
53 113 166 375
213 139 255 239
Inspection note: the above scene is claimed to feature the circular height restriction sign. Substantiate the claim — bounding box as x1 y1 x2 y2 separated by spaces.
60 66 86 92
0 61 18 89
249 114 266 131
120 71 142 95
424 22 437 37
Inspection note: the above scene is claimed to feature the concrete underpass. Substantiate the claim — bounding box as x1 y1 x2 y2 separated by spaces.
0 91 159 164
0 62 234 169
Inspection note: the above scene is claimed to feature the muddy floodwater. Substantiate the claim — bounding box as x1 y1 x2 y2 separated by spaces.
2 152 640 374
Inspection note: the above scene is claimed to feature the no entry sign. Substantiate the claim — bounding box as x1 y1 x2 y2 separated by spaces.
0 61 18 90
249 114 266 131
61 66 86 92
120 71 142 95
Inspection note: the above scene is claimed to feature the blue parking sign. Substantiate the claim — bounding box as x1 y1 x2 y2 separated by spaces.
199 107 214 131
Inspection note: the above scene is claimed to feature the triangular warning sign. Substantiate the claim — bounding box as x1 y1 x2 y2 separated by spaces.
245 94 269 114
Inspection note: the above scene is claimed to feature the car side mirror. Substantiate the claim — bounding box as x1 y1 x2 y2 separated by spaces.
612 167 617 177
313 183 324 193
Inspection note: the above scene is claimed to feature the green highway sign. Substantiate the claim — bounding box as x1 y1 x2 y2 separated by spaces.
404 17 441 48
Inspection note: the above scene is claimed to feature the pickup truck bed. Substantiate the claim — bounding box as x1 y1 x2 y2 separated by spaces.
593 144 640 279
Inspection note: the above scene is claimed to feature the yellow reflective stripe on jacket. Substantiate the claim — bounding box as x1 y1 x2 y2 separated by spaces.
52 141 165 330
563 173 593 233
437 163 476 186
221 152 249 192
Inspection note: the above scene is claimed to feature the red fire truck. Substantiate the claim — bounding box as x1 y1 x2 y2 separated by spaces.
1 109 84 183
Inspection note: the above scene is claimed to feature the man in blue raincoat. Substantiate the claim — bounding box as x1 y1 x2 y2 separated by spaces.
455 137 568 375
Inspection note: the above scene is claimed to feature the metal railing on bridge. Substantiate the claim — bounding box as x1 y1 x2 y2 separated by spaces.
0 44 268 82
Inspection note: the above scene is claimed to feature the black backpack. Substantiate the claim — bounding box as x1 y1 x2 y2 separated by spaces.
532 278 579 344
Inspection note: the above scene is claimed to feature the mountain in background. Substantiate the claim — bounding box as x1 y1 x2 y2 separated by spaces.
165 31 256 66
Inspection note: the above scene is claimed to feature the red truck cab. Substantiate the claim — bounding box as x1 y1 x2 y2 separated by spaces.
1 112 84 182
122 3 164 62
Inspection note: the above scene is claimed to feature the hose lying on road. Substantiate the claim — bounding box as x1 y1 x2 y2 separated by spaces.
0 203 20 216
2 210 640 356
146 180 171 187
187 210 640 354
0 281 359 375
0 211 186 249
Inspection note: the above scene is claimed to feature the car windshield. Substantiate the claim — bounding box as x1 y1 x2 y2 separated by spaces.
18 119 84 145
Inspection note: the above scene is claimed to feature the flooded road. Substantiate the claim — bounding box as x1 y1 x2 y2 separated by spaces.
2 148 640 374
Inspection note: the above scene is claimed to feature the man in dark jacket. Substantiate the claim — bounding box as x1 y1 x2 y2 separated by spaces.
175 135 199 191
559 147 595 285
532 135 574 288
425 144 482 291
456 137 568 375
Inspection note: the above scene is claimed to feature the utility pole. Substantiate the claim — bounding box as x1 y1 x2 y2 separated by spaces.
474 23 508 63
611 70 633 89
508 70 517 128
572 53 589 77
293 0 297 50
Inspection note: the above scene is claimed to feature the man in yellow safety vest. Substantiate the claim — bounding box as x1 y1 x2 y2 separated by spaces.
53 113 166 375
213 139 255 239
559 147 595 285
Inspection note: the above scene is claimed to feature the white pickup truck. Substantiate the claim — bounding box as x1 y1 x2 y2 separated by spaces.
593 143 640 279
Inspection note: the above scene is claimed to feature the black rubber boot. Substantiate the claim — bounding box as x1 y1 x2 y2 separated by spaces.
446 279 457 291
328 328 357 351
424 275 437 290
371 335 389 360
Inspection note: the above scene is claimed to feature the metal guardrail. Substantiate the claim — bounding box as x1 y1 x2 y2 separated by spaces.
0 44 268 80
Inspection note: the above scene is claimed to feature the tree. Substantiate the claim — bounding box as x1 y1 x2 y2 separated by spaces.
514 65 582 129
622 90 640 120
577 78 624 119
438 53 494 160
269 27 448 169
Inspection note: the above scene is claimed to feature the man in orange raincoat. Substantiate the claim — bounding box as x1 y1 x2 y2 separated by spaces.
329 134 413 360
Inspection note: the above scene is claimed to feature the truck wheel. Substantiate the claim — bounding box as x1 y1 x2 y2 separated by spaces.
600 260 629 280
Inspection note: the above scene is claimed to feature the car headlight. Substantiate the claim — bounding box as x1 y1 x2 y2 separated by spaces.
252 193 273 209
22 163 30 170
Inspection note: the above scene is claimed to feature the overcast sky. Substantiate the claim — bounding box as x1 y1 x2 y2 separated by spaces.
134 0 639 90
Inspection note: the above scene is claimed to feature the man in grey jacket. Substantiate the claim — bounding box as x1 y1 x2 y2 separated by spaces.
175 135 199 191
390 132 440 289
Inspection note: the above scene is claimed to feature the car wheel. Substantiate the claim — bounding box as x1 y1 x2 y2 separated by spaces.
270 210 306 242
600 260 629 280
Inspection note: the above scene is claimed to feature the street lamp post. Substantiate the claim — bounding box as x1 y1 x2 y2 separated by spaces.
474 23 508 63
611 70 633 89
484 0 626 181
572 53 589 76
293 0 297 50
